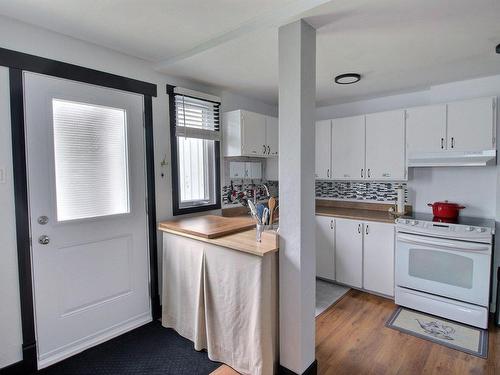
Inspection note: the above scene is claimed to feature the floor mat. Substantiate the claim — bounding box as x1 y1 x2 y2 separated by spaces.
386 307 488 358
38 321 221 375
315 279 350 316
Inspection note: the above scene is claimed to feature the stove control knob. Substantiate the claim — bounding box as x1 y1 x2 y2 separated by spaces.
404 219 410 225
465 226 473 232
476 227 485 233
411 220 418 226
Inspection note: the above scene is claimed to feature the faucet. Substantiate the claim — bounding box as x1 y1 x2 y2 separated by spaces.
253 183 270 204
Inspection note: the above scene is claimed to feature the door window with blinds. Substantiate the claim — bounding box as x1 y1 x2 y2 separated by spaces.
169 86 221 215
52 99 130 221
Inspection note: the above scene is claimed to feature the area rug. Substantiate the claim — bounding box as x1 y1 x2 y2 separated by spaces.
38 321 221 374
386 307 488 358
315 279 350 317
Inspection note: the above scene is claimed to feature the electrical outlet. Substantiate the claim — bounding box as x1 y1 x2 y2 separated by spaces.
0 168 5 184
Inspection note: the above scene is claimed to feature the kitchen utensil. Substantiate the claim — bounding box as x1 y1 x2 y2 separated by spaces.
262 208 269 225
268 197 276 223
256 203 265 224
427 201 465 219
248 200 260 223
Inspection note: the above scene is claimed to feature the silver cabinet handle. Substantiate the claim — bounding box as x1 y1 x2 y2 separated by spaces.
358 224 361 234
263 145 266 154
267 145 271 154
330 220 334 229
441 138 444 149
38 235 50 245
451 137 455 148
367 169 371 178
361 169 364 178
327 169 330 178
365 225 369 235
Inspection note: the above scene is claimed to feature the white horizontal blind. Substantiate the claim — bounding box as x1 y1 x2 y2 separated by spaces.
174 95 221 141
174 94 219 206
52 99 130 221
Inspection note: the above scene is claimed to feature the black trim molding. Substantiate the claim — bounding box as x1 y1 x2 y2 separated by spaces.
167 85 222 216
2 48 158 373
279 360 318 375
0 47 157 97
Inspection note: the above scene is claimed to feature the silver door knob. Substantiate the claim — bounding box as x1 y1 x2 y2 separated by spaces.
38 216 49 225
38 235 50 245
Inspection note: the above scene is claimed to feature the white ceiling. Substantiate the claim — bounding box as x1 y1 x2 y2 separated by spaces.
1 0 499 106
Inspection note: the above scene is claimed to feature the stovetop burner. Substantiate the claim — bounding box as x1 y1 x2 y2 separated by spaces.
401 212 495 230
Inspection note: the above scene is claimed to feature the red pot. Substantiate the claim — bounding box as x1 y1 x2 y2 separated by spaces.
427 201 465 219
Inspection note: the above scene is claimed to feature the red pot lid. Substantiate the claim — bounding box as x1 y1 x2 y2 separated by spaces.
429 200 465 209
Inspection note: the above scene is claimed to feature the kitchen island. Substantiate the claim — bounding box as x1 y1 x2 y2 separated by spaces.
158 215 279 375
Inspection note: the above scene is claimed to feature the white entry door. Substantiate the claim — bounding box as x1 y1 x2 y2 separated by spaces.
24 73 151 369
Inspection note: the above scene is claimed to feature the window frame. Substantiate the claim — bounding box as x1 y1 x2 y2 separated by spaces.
167 85 221 216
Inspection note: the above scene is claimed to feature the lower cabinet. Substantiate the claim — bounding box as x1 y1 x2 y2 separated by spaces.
335 218 363 288
363 222 395 297
315 216 395 297
315 215 335 280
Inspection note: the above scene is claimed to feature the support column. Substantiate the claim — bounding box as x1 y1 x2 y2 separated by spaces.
278 19 316 375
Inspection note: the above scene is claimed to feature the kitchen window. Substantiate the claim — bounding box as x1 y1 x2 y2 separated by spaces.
168 86 221 215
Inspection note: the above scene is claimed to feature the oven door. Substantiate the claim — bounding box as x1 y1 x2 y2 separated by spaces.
396 232 491 306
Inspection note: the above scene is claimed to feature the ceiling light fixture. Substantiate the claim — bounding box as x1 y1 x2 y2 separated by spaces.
334 73 361 85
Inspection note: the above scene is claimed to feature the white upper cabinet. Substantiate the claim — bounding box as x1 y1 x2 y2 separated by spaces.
315 215 335 281
365 110 406 180
335 218 363 288
229 161 246 178
447 97 496 152
315 120 332 179
223 110 278 158
406 104 447 153
332 115 365 180
266 116 279 157
241 110 267 156
363 222 395 297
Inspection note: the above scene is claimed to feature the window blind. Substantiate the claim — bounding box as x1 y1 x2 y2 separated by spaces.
174 94 221 141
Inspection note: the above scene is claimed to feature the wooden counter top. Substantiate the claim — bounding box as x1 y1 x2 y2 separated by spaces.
158 215 256 239
158 218 279 257
316 200 411 224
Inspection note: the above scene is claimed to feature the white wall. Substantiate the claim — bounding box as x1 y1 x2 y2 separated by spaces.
0 67 23 369
0 16 274 369
316 75 500 219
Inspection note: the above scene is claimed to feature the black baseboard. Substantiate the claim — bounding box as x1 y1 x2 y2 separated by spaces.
279 359 318 375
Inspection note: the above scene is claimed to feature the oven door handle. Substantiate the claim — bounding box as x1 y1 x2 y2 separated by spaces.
397 234 490 253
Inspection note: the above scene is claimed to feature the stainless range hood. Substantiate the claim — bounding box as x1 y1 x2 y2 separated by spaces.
407 149 497 167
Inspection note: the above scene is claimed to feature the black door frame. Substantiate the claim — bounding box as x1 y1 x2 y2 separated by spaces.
0 48 159 374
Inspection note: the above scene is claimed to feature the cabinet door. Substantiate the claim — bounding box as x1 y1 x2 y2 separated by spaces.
245 162 262 179
316 216 335 280
229 161 246 178
241 110 267 156
447 97 496 151
315 120 332 179
366 110 406 180
266 116 279 157
363 222 395 296
406 104 447 154
332 116 365 180
335 218 363 288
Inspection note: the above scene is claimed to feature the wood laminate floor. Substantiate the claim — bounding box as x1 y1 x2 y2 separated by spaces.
211 289 499 375
316 290 499 375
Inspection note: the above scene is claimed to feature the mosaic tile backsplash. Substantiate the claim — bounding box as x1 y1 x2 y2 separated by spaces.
316 181 408 202
222 180 279 206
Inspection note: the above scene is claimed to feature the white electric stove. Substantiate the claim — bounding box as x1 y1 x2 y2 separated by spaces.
395 213 495 329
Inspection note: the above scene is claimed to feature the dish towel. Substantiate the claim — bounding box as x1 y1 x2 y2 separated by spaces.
161 233 278 375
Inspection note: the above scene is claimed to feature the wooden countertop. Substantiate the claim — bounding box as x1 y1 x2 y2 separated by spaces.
158 217 279 257
158 215 256 239
316 199 410 224
316 206 397 224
